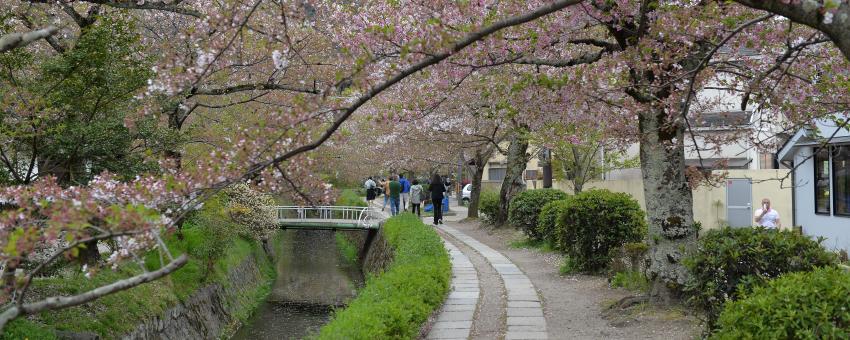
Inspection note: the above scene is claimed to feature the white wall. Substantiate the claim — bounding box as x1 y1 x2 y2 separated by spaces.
793 146 850 251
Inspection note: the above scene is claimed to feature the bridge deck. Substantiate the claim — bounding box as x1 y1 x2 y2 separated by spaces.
277 218 375 230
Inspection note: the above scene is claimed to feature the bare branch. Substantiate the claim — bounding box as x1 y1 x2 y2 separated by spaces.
732 0 850 59
0 26 59 53
192 82 319 96
28 0 203 18
0 254 188 330
513 50 605 67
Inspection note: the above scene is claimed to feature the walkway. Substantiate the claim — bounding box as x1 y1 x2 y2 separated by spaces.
370 197 696 339
426 240 479 339
425 202 548 340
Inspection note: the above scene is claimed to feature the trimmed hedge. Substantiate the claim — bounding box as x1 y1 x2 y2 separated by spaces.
536 199 570 247
684 227 835 328
711 266 850 339
508 189 568 240
478 191 500 225
556 189 646 272
316 214 451 339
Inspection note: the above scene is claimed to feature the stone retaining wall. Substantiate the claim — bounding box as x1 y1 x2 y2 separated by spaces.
122 252 268 340
340 228 393 276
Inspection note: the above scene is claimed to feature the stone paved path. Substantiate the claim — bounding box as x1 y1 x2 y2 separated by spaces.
426 239 479 339
370 198 547 339
420 200 547 340
437 225 548 340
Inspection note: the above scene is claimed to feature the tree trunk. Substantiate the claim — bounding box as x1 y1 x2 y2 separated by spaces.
496 131 529 225
639 107 698 303
467 153 487 218
78 240 101 267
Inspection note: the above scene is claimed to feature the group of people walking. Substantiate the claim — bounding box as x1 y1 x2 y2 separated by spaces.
364 174 447 225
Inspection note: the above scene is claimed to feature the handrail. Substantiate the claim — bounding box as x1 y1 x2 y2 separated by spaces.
272 205 382 229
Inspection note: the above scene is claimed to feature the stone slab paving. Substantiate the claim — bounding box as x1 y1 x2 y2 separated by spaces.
427 237 480 340
438 225 548 340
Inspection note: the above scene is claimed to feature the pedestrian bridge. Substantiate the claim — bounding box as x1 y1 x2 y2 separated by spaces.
274 206 383 230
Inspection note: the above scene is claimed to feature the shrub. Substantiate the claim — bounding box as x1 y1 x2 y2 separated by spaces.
509 189 568 239
316 214 451 339
478 191 500 225
684 227 836 328
711 266 850 339
559 256 581 275
556 189 646 272
536 199 571 246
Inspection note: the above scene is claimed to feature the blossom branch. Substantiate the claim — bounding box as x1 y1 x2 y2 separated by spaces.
242 0 584 180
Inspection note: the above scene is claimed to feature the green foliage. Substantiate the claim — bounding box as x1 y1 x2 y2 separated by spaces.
21 263 178 337
508 189 568 240
559 256 580 275
336 233 359 265
610 270 650 292
536 199 571 247
509 237 554 252
8 202 275 338
711 266 850 339
556 189 646 272
317 214 451 339
478 191 500 225
684 227 836 328
2 318 57 340
337 189 368 207
0 15 163 185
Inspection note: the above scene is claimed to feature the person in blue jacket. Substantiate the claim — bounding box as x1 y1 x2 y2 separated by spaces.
398 174 411 212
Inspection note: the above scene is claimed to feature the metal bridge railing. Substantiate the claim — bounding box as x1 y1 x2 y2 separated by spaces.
273 206 382 229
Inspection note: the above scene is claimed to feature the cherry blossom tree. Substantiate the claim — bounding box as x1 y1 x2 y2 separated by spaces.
0 0 592 329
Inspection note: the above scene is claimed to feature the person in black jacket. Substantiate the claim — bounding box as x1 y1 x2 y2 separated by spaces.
430 173 446 225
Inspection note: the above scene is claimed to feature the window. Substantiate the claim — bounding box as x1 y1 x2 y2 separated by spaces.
833 145 850 216
815 148 831 214
488 168 507 181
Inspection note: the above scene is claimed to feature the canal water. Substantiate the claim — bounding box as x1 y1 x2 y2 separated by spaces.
231 229 364 339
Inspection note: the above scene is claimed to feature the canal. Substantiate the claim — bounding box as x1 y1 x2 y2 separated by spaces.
231 229 364 339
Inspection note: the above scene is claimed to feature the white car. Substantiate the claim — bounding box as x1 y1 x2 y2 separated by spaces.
462 184 472 204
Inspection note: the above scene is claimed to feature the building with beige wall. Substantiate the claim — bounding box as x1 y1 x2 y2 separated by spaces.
482 169 793 233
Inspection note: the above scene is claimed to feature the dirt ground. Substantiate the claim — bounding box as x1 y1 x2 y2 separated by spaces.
450 218 702 340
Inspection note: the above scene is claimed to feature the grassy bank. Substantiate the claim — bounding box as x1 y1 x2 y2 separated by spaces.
4 210 277 339
315 214 451 339
335 232 359 266
337 188 367 207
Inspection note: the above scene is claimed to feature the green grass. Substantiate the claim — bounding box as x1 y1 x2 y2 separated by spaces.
559 256 581 275
610 270 650 292
510 237 556 252
335 233 359 265
315 213 451 339
6 212 276 339
3 318 57 340
21 267 178 338
337 189 367 207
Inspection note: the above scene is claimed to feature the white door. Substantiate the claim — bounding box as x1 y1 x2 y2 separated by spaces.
726 179 752 227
